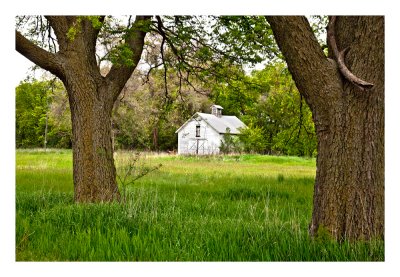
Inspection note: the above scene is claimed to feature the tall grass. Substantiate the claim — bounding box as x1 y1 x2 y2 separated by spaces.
15 149 384 261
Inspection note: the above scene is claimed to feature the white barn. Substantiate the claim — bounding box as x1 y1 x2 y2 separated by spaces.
175 105 246 155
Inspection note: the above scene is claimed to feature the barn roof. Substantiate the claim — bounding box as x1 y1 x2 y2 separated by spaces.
175 112 246 134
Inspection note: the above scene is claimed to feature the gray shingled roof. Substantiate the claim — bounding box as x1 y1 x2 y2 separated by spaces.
176 112 246 134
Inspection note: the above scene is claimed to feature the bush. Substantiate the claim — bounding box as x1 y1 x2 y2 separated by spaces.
238 125 267 154
219 128 241 154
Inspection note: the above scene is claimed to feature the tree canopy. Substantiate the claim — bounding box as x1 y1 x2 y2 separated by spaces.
16 15 315 156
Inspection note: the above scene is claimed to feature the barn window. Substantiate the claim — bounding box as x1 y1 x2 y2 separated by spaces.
196 125 200 137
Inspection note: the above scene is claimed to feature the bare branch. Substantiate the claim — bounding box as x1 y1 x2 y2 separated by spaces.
327 16 374 90
16 16 27 28
154 16 183 62
157 22 169 100
46 19 58 53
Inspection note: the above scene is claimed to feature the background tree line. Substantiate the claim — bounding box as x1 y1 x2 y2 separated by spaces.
16 61 316 156
16 79 72 148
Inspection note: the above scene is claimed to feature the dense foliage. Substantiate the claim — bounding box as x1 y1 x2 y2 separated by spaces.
16 61 317 156
16 80 72 148
211 63 317 156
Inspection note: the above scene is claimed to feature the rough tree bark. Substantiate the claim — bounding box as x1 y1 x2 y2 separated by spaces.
16 16 151 202
266 16 384 241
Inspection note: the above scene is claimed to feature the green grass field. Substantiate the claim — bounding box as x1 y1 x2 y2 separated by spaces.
15 149 384 261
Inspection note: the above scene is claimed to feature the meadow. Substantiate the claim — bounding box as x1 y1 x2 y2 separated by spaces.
15 149 384 261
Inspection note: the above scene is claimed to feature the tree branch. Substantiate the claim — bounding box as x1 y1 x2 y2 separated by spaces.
16 30 65 79
159 34 170 100
154 16 186 61
327 16 374 91
265 16 342 112
44 16 70 49
106 15 152 101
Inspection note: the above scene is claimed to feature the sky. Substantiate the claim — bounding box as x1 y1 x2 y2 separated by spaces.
3 0 400 276
14 52 36 85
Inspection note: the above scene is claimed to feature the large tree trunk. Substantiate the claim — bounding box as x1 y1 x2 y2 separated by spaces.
266 16 384 241
56 20 121 202
65 73 119 202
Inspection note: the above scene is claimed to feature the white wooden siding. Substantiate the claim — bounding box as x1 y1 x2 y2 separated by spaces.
177 118 221 155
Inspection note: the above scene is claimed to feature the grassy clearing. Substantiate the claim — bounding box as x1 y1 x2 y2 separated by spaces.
15 149 384 261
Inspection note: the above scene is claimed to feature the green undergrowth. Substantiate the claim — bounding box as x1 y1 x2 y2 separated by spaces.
15 149 384 261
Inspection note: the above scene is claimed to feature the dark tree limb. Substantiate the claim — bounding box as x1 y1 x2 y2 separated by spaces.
46 19 58 53
44 16 70 49
265 16 340 112
15 30 65 79
154 16 182 60
106 15 152 101
157 19 170 100
327 16 374 90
